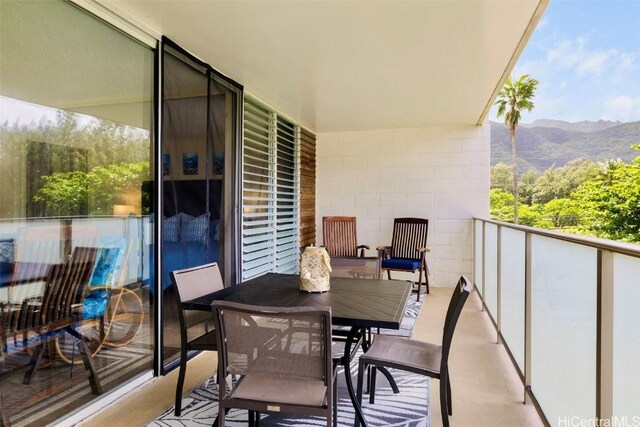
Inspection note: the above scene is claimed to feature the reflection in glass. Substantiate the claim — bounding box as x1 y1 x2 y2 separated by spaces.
0 0 154 424
158 43 238 368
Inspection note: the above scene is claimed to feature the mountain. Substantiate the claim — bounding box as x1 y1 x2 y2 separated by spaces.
491 120 640 171
520 119 623 133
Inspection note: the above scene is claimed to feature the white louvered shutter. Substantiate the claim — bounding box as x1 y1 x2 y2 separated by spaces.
241 97 300 280
242 98 276 280
274 117 299 274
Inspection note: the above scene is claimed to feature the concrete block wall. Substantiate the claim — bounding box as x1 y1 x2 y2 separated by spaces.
316 125 490 287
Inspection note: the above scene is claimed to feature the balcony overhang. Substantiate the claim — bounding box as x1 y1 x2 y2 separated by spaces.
103 0 547 132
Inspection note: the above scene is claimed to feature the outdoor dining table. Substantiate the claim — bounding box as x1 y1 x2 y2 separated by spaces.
182 272 412 427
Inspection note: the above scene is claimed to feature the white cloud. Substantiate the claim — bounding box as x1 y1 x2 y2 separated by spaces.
536 17 549 31
545 37 636 78
603 96 640 121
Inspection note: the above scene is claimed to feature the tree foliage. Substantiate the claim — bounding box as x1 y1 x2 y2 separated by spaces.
490 149 640 243
34 162 150 216
1 111 150 218
574 157 640 242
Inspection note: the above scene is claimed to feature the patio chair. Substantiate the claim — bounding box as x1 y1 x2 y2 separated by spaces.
355 276 472 427
322 216 369 257
212 301 334 427
378 217 430 300
0 246 102 394
55 238 144 364
170 262 224 416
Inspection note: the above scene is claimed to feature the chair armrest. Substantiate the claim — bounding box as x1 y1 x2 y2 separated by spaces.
357 245 370 257
376 245 391 259
417 246 431 253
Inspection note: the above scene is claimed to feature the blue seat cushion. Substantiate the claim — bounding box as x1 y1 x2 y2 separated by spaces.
382 258 421 271
83 290 111 319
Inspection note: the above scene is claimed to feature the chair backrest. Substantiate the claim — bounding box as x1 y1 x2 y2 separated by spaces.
323 216 359 257
171 262 224 304
212 301 332 390
171 262 224 331
441 275 471 365
389 217 429 260
330 256 381 280
14 246 98 331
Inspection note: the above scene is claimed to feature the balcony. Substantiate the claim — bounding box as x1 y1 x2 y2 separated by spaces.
78 219 640 426
474 218 640 425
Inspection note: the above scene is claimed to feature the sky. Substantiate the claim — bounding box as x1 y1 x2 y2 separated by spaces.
490 0 640 124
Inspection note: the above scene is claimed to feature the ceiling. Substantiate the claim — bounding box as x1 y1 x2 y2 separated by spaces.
104 0 546 132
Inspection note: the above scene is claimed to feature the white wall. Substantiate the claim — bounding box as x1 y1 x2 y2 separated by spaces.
316 125 490 287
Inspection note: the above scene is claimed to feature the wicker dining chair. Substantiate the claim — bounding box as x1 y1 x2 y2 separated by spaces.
355 276 472 427
378 217 430 300
322 216 369 257
212 301 334 427
170 262 224 416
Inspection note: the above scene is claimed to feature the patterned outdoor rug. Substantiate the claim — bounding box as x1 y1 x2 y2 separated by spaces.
151 290 429 427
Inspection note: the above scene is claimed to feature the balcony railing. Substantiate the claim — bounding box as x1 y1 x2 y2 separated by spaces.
474 218 640 427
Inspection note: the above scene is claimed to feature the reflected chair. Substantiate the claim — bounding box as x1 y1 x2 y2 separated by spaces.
355 276 472 427
212 301 334 427
55 238 144 364
322 216 369 257
170 262 224 416
1 246 102 400
378 217 430 300
329 256 381 280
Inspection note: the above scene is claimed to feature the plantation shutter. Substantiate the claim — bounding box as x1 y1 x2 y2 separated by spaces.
241 96 300 280
242 98 276 280
275 117 299 274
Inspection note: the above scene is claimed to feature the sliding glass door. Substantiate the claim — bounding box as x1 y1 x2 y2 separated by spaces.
0 0 155 424
159 41 241 368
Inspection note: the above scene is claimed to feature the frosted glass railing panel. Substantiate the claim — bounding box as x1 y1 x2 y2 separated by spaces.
531 235 597 424
612 254 640 418
483 223 498 319
474 219 484 297
499 227 525 372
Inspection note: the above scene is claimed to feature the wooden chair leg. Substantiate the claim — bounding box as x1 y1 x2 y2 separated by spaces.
23 342 45 385
77 339 103 395
386 269 391 280
417 268 423 302
424 260 430 294
0 390 10 427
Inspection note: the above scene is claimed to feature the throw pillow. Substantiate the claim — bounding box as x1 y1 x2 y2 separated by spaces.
89 237 128 286
163 215 181 242
0 238 15 274
181 213 209 244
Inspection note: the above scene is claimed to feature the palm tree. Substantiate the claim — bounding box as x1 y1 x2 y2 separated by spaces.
495 74 538 224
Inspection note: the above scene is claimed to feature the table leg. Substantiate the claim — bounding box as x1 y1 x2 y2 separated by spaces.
345 327 367 427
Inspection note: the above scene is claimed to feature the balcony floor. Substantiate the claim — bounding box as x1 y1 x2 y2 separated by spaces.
414 287 543 426
81 287 543 427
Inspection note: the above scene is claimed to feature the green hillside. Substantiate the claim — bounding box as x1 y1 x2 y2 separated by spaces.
491 120 640 172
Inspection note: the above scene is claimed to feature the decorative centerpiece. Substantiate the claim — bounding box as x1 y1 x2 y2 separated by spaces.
300 245 332 292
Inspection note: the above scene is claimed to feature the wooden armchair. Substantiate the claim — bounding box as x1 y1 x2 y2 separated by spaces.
378 217 430 300
0 245 102 426
322 216 369 257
